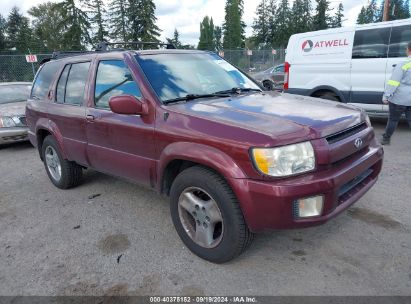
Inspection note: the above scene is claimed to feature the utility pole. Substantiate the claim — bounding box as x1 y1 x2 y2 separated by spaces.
383 0 390 21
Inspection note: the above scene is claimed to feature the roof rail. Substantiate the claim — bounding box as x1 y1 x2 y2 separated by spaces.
96 41 176 51
51 50 96 60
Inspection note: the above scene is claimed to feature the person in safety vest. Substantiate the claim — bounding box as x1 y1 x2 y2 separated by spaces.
381 42 411 145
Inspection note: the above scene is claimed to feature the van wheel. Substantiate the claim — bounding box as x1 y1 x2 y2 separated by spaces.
169 166 253 263
318 92 340 102
42 135 83 189
263 81 274 91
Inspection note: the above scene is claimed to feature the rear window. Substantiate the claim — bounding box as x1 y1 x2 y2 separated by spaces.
0 84 31 104
31 62 60 100
55 62 90 106
389 25 411 58
352 28 391 59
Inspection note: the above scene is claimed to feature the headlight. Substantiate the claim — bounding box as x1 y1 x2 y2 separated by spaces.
365 114 371 127
252 141 315 177
0 116 16 128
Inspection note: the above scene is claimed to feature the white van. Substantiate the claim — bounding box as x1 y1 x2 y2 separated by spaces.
284 19 411 116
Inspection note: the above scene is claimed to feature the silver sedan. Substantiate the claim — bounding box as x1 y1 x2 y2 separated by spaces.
0 82 32 146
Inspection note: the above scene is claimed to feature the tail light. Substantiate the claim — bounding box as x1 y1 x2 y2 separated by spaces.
284 61 290 91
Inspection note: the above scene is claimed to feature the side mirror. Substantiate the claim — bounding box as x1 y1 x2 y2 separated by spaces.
109 95 148 115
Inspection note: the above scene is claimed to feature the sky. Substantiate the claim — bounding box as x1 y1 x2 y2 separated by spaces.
0 0 371 46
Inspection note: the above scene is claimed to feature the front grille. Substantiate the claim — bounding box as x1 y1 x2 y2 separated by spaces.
338 168 373 205
326 123 367 144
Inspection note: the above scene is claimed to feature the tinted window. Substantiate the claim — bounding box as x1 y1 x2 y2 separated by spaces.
0 84 31 104
56 65 70 104
389 25 411 58
352 28 391 59
94 60 142 109
31 62 60 100
65 62 90 105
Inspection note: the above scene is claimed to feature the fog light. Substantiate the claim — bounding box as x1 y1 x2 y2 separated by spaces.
294 196 324 218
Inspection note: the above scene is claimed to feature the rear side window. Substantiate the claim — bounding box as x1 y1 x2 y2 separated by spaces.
389 25 411 58
352 28 391 59
58 62 90 106
94 60 142 109
31 62 60 100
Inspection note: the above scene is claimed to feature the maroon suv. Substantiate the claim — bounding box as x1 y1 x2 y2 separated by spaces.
26 45 384 263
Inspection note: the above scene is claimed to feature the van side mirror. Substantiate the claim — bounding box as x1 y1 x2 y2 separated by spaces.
109 95 148 115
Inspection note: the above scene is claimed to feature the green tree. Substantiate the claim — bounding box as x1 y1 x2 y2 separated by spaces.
214 26 223 51
109 0 128 41
313 0 332 30
331 3 344 28
56 0 91 50
291 0 312 35
166 28 182 48
358 0 380 24
6 7 33 52
83 0 108 43
0 14 6 50
198 16 215 50
252 0 271 46
128 0 161 42
223 0 244 49
28 2 65 51
272 0 291 47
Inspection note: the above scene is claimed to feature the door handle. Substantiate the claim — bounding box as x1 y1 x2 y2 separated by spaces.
86 114 95 122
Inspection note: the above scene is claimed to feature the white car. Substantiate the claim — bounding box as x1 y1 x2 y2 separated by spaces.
284 19 411 116
0 82 32 146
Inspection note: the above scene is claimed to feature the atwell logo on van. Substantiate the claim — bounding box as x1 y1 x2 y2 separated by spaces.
301 39 350 52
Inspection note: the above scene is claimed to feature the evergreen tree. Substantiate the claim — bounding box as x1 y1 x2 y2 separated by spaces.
273 0 291 47
56 0 91 50
109 0 129 41
28 2 65 51
357 0 378 24
83 0 108 43
252 0 271 46
357 6 368 24
6 7 33 52
128 0 161 43
166 28 182 48
214 26 223 51
223 0 244 49
291 0 312 35
267 0 278 47
331 3 344 28
313 0 332 30
198 16 215 50
0 14 6 50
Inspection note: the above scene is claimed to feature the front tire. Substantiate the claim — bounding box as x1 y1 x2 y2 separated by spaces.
42 135 83 189
170 166 253 263
263 80 274 91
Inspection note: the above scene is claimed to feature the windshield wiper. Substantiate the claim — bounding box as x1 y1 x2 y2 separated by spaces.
214 87 262 95
163 93 230 105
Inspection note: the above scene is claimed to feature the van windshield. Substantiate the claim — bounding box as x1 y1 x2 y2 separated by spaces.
136 52 260 102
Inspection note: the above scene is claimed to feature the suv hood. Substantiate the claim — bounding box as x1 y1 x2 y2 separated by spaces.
170 92 364 144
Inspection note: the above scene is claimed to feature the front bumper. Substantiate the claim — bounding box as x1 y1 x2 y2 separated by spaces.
0 127 29 145
228 141 384 232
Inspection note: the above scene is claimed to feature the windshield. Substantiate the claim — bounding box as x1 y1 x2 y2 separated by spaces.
0 84 31 104
136 52 260 102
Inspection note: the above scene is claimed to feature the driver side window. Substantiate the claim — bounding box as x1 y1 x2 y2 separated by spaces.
94 60 142 109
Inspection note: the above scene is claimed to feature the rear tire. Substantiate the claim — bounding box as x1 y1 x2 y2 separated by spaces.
42 135 83 189
318 92 340 102
170 166 253 263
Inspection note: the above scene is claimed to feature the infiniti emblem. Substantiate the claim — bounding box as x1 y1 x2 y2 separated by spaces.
354 138 363 149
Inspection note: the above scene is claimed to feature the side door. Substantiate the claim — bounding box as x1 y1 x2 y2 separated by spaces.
272 65 285 89
350 26 391 113
47 61 91 166
384 24 411 112
85 58 156 186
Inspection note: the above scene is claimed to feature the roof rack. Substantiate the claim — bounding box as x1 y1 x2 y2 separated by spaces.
96 41 176 52
49 41 177 61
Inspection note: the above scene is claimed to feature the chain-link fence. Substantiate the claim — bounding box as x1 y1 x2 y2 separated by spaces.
0 48 286 83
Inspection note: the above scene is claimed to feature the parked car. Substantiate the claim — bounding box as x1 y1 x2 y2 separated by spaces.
253 64 285 91
26 43 384 263
0 82 32 146
285 19 411 117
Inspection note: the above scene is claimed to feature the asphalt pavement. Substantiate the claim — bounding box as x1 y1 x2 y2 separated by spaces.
0 119 410 296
